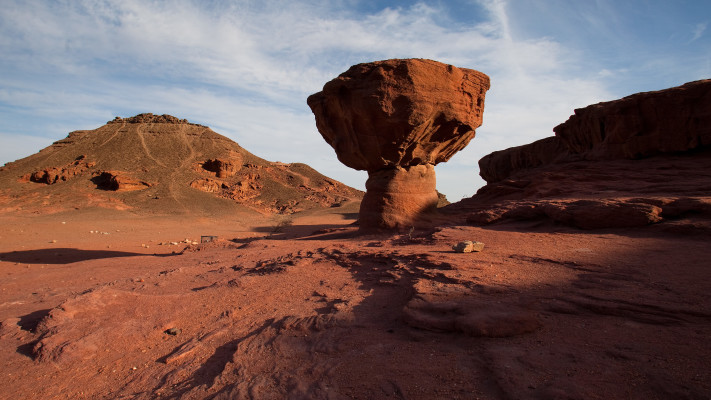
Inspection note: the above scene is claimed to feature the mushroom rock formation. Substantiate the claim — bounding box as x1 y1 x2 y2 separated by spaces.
307 58 490 230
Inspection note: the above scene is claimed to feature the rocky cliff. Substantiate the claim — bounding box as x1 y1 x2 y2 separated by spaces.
479 79 711 184
451 80 711 232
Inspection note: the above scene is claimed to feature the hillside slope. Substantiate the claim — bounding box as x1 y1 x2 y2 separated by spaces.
0 114 362 216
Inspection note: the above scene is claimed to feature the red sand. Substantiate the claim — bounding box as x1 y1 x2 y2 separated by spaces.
1 208 709 399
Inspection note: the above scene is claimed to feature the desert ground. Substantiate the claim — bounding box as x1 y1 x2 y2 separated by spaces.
1 203 709 399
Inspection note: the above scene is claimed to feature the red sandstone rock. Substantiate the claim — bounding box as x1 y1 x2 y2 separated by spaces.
479 137 568 184
92 171 152 191
554 79 711 159
308 59 490 230
21 155 95 185
452 80 711 231
479 80 711 185
358 164 439 229
201 153 242 178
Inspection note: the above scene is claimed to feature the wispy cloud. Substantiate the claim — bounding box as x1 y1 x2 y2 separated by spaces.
691 22 707 42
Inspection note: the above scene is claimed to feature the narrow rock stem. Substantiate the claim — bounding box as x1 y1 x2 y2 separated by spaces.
359 164 438 230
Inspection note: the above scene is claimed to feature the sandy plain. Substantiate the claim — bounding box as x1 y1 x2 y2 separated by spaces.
1 203 709 399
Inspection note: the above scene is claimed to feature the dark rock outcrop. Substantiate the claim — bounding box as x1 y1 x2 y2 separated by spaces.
107 113 206 126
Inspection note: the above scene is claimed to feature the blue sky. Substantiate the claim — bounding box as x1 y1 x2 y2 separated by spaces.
1 0 709 200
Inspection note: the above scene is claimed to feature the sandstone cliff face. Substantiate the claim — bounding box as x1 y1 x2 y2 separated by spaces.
554 79 711 159
308 59 489 230
454 80 711 231
479 80 711 184
478 137 568 184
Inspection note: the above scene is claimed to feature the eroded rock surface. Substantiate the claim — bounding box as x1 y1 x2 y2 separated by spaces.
479 79 711 184
21 155 95 185
453 80 711 231
554 79 711 159
92 171 152 191
308 58 490 230
200 153 242 178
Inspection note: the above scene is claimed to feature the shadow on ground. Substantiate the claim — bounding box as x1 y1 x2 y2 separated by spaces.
0 248 173 264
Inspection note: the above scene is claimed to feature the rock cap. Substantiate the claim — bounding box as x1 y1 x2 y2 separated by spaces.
307 58 490 171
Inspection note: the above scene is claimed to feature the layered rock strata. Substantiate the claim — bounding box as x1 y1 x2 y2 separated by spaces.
308 58 490 230
456 79 711 231
479 79 711 184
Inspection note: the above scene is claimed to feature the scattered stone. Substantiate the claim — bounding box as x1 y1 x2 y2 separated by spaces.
201 235 218 243
452 241 485 253
165 328 181 336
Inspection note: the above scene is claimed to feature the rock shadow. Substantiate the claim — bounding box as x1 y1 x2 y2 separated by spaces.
14 309 52 359
251 224 359 240
0 248 173 264
18 309 52 333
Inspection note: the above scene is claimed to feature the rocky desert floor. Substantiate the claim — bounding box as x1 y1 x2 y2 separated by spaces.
1 206 710 399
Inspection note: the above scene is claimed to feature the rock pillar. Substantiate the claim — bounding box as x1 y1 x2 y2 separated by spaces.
359 164 438 230
307 58 490 230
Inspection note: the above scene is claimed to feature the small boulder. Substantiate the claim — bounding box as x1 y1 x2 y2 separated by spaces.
452 240 485 253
